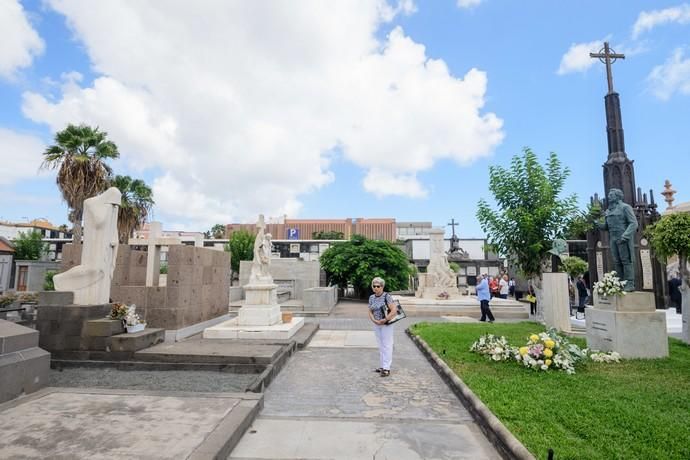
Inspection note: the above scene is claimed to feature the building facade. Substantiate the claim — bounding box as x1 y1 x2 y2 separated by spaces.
226 217 397 242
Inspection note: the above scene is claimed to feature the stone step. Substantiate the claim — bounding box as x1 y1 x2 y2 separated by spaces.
109 328 165 353
83 319 125 337
0 319 39 354
134 341 287 365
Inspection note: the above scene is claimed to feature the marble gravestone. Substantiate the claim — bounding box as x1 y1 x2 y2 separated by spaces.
416 228 459 299
204 215 304 339
541 272 571 333
54 187 121 305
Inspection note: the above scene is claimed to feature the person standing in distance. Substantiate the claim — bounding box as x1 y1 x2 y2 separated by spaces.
368 277 398 377
476 273 495 322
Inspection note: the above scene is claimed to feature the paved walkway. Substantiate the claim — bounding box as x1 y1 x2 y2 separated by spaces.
229 303 499 459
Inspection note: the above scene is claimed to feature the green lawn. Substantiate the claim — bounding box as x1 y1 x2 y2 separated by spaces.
410 321 690 460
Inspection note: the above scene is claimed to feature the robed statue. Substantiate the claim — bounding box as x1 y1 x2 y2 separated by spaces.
597 188 638 291
249 214 273 284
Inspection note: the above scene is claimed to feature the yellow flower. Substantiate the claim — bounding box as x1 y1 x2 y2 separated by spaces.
544 339 555 349
544 348 553 358
529 334 539 343
545 359 552 366
519 347 529 356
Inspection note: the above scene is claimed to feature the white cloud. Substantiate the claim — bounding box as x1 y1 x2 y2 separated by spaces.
632 4 690 39
24 0 503 229
0 128 46 185
456 0 482 8
557 39 607 75
0 0 45 79
363 169 428 198
647 48 690 100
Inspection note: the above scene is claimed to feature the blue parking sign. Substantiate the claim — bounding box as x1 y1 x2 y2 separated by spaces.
287 228 299 240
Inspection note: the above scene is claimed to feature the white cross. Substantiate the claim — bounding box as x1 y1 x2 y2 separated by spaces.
129 221 181 286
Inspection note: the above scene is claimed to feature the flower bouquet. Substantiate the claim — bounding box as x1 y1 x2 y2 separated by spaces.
515 329 588 374
109 303 129 320
469 334 516 361
593 271 626 297
124 304 146 333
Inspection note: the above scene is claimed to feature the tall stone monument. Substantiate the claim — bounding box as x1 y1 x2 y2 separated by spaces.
586 42 666 308
204 214 304 339
54 187 121 305
416 228 459 299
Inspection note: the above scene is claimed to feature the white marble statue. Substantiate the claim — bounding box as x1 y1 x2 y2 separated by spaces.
249 214 273 284
427 229 457 288
54 187 121 305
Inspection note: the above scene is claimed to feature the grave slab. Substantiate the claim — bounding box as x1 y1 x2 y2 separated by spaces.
0 387 261 460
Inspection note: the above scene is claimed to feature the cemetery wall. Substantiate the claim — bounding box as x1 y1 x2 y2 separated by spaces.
238 258 320 299
110 246 230 330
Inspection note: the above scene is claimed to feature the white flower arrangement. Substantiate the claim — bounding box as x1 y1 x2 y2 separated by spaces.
124 304 145 327
589 351 621 363
593 271 627 297
469 334 516 361
470 329 620 374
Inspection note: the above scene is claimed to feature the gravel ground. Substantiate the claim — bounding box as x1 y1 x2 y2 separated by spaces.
49 368 258 392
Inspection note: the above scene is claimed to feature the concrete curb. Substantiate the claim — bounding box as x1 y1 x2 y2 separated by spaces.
406 328 535 460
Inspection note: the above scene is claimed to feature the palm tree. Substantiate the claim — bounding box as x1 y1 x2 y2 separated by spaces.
111 175 155 243
41 124 120 243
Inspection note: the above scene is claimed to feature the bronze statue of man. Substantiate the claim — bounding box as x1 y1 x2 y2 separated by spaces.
598 188 638 291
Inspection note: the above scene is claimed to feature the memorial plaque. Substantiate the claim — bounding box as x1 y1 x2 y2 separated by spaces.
596 251 604 280
458 276 467 286
467 266 477 276
640 249 653 290
289 243 300 254
458 267 466 275
479 266 488 276
488 266 499 276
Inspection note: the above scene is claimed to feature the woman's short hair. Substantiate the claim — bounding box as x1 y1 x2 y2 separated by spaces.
371 277 385 288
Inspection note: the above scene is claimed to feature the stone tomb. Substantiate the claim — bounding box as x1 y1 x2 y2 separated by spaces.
586 291 668 358
62 244 231 341
0 319 50 403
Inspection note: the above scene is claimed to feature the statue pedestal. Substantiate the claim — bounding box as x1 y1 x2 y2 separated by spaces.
586 291 668 358
415 273 459 299
203 283 304 339
542 273 571 333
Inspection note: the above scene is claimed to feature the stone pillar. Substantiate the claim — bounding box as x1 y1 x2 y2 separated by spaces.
541 272 571 333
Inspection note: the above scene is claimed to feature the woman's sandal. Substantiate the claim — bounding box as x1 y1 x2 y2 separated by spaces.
380 369 390 377
374 368 383 373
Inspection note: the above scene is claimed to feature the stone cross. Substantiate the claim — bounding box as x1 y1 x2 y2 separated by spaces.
447 218 458 238
590 42 625 94
129 221 181 286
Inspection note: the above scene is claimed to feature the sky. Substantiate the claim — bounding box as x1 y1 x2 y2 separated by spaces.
1 0 689 238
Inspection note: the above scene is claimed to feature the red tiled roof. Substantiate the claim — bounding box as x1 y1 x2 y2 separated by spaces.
0 239 15 252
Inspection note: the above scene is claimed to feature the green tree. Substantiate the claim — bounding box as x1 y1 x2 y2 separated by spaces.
312 230 345 240
13 230 46 260
477 148 578 283
560 256 588 279
41 124 120 243
211 224 226 239
44 271 57 291
449 262 460 273
224 230 255 278
647 212 690 297
111 175 154 243
319 234 411 298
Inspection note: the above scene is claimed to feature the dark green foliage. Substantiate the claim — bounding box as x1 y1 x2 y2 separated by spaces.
159 262 168 275
44 271 56 291
312 230 345 240
224 230 255 275
560 256 588 278
211 224 226 239
13 230 46 260
319 234 411 297
411 322 690 460
477 148 578 279
647 212 690 283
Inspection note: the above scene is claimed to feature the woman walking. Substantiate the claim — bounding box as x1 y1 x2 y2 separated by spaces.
368 277 397 377
476 273 495 322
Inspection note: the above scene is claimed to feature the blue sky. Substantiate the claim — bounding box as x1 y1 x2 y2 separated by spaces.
1 0 689 237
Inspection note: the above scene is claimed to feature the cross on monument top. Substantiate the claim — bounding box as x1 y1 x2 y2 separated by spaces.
447 218 458 238
590 42 625 94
